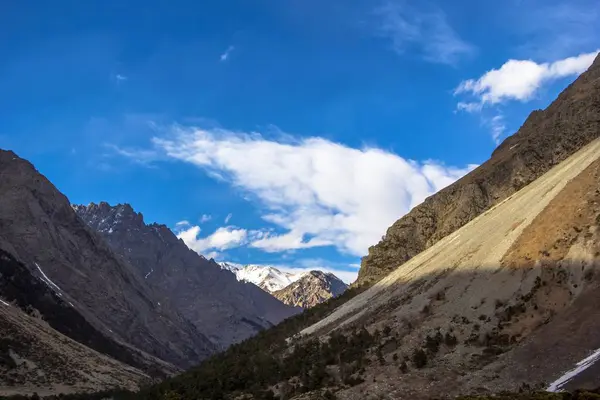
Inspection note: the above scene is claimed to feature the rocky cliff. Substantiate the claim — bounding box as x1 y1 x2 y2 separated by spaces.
358 53 600 285
74 202 300 347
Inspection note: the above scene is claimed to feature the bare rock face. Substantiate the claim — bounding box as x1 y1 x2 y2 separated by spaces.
73 202 300 347
272 271 347 308
358 53 600 286
0 151 215 370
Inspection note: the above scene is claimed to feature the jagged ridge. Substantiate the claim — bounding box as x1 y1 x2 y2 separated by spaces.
74 202 300 348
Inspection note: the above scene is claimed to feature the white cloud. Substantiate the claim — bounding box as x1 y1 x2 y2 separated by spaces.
220 46 235 62
224 213 233 224
455 51 598 106
177 225 249 254
151 126 476 256
175 220 190 227
200 214 212 223
375 0 474 65
115 74 128 81
204 251 220 260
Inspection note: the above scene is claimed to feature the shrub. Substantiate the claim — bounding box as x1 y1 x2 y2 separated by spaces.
412 348 427 369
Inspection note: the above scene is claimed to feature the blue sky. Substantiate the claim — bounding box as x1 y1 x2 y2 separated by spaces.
1 0 598 283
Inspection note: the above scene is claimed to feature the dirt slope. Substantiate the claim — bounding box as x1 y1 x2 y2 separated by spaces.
0 301 150 397
295 137 600 399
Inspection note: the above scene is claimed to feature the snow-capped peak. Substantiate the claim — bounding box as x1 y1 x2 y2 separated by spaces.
219 263 306 293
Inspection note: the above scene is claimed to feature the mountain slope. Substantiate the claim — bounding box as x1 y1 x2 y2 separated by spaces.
74 203 300 347
0 250 151 396
272 271 347 308
358 53 600 286
297 137 600 398
139 135 600 400
0 151 215 371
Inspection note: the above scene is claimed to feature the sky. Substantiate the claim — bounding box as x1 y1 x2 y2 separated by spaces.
1 0 599 284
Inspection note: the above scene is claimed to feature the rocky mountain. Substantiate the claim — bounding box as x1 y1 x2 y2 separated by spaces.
219 262 305 292
0 150 215 373
357 53 600 286
272 271 347 308
126 54 600 400
219 263 348 308
74 203 300 347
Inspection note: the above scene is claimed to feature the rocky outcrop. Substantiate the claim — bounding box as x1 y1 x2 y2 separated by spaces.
0 151 215 370
357 53 600 285
74 203 300 347
272 271 347 308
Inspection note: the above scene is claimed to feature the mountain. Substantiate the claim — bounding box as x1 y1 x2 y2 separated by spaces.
219 263 305 292
272 271 347 308
0 249 151 396
0 150 215 374
127 54 600 400
219 263 348 308
357 53 600 287
74 203 300 347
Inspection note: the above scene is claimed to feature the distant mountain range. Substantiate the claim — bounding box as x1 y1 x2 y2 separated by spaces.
219 263 348 308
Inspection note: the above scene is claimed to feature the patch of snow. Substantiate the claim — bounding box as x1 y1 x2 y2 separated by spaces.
220 263 306 292
108 228 113 234
547 347 600 392
35 262 63 293
509 144 519 150
157 302 161 306
0 299 10 306
145 268 154 279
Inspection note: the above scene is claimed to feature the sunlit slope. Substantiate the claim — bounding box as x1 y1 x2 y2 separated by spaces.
302 136 600 336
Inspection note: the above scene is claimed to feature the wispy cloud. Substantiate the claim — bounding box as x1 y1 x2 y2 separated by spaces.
219 46 235 62
511 0 600 60
375 0 474 65
224 213 232 224
489 115 506 145
200 214 212 223
104 144 159 166
120 124 476 256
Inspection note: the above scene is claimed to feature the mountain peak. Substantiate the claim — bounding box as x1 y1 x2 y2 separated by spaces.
272 270 347 308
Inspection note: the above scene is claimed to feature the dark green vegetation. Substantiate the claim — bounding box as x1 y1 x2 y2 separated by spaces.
0 389 138 400
136 285 371 399
456 389 600 400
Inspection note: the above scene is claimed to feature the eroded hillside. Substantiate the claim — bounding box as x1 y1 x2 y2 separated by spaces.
358 53 600 286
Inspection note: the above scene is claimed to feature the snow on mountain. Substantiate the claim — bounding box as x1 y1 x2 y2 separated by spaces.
219 263 306 293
